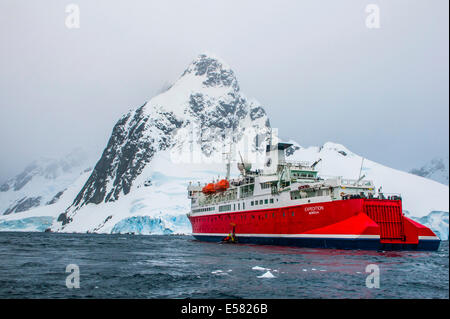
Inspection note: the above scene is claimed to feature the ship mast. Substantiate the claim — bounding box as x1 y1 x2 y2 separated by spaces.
223 143 232 180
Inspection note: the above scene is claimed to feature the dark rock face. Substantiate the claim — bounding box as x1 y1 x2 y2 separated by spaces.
71 104 182 208
4 196 42 215
410 158 446 177
409 158 449 185
12 164 37 191
58 53 271 228
46 190 66 205
182 54 239 91
0 183 9 192
250 107 266 121
57 212 72 225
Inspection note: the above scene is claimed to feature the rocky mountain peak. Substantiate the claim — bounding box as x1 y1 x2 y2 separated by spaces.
61 53 270 219
180 53 239 92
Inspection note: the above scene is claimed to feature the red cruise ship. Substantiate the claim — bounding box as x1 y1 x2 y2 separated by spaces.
187 142 440 250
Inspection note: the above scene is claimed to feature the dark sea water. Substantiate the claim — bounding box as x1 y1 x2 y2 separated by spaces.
0 232 447 299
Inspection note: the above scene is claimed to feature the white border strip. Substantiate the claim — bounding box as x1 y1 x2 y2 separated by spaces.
192 233 380 239
418 236 440 240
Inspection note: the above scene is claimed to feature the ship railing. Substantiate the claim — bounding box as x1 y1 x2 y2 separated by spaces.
340 178 374 187
279 160 312 168
373 193 402 200
342 192 402 200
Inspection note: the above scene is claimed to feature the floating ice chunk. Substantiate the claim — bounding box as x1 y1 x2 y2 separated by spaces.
302 269 307 272
257 271 276 278
252 266 268 271
211 270 223 274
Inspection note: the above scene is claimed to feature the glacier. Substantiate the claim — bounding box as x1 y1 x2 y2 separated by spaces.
405 211 449 241
111 215 190 235
0 216 54 232
0 149 93 215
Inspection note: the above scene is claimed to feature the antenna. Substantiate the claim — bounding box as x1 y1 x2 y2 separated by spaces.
268 127 273 151
238 151 246 176
356 158 365 185
311 158 322 169
355 174 366 185
223 143 232 180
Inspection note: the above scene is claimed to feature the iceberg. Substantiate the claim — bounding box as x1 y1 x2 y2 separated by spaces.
405 211 449 240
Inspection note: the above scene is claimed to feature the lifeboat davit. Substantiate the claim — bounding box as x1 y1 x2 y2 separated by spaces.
202 183 216 194
214 179 230 192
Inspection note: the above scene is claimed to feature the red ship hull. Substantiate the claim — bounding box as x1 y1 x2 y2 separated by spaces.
188 198 440 250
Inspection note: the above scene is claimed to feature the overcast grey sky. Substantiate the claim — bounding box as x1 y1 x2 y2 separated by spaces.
0 0 448 182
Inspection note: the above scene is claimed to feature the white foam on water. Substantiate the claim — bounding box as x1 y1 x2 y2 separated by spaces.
257 271 276 278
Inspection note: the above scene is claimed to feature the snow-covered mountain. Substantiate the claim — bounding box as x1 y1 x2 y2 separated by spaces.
53 52 270 233
409 157 449 186
0 149 92 215
0 53 448 240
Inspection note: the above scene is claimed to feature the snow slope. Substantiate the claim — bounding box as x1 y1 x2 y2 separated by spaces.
0 168 92 232
0 149 92 215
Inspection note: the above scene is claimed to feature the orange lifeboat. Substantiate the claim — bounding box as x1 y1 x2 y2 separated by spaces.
214 179 230 192
202 183 216 194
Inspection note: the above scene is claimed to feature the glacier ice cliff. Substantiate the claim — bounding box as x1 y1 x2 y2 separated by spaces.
111 215 190 235
405 211 449 240
0 216 54 232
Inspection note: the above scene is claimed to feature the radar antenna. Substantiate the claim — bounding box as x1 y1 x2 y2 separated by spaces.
355 158 365 185
311 158 322 169
223 143 232 180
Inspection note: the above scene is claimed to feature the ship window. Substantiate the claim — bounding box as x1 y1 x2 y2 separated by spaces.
259 200 263 205
243 203 245 210
251 201 254 206
283 212 285 217
270 198 274 204
291 212 294 217
261 182 271 189
265 214 268 218
265 199 268 204
238 203 240 210
219 204 231 212
272 213 275 218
